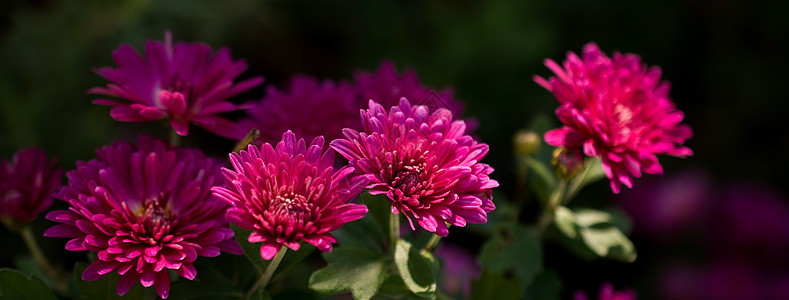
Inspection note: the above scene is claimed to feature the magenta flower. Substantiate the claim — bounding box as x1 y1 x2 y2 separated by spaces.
574 283 637 300
535 43 693 193
89 32 263 139
331 98 497 237
211 131 368 260
44 136 241 299
0 147 61 225
239 75 360 145
354 60 464 116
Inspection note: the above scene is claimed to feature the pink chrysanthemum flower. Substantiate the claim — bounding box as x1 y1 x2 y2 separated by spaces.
239 75 360 145
354 61 464 116
0 147 62 226
331 98 498 237
574 283 637 300
534 43 693 193
211 131 369 260
89 32 264 139
44 136 241 299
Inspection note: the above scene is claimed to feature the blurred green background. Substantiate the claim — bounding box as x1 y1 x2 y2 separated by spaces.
1 0 787 298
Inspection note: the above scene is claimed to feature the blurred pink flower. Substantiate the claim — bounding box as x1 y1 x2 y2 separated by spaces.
44 136 241 298
575 282 637 300
0 147 61 225
211 131 368 260
239 75 359 145
433 243 481 298
331 98 497 237
619 169 711 238
535 43 693 193
354 60 465 117
89 32 263 139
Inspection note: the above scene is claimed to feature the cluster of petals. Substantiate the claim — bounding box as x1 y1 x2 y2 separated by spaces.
89 32 263 139
239 75 360 145
574 283 637 300
44 136 241 299
354 61 464 117
0 147 62 225
211 131 368 260
535 42 693 193
331 98 497 237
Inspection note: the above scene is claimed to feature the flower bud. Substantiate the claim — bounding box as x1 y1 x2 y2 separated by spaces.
552 147 584 179
513 129 541 157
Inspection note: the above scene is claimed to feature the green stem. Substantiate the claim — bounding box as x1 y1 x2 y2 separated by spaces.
423 233 442 251
390 213 400 253
246 248 287 299
169 129 180 146
233 129 261 153
20 227 67 295
535 179 569 234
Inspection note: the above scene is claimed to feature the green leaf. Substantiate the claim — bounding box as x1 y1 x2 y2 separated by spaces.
478 224 542 286
230 224 270 274
378 274 410 297
522 270 562 300
469 270 524 300
308 247 389 300
72 262 144 300
168 263 243 300
394 240 437 298
275 244 316 278
553 206 577 239
361 192 392 239
548 208 637 262
0 268 57 300
527 158 556 205
333 214 386 252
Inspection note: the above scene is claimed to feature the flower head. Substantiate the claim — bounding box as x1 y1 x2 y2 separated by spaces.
44 136 241 299
535 43 693 193
239 75 360 145
331 98 497 237
354 61 464 116
89 32 263 139
574 283 637 300
0 147 61 226
211 131 368 260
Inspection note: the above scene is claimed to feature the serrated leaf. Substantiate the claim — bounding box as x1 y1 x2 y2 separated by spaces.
309 247 388 300
72 262 144 300
0 268 57 300
579 226 637 262
469 270 524 300
394 240 437 298
478 224 542 286
230 224 269 274
549 208 637 262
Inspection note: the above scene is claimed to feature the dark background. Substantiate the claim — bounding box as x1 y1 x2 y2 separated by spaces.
1 0 787 298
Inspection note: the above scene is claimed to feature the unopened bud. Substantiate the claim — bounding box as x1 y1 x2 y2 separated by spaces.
513 130 541 157
552 147 584 179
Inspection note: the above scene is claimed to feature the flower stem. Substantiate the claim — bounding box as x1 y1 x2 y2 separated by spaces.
234 129 260 153
246 248 287 299
423 233 442 251
390 212 400 253
20 226 68 295
535 179 569 234
169 129 180 147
